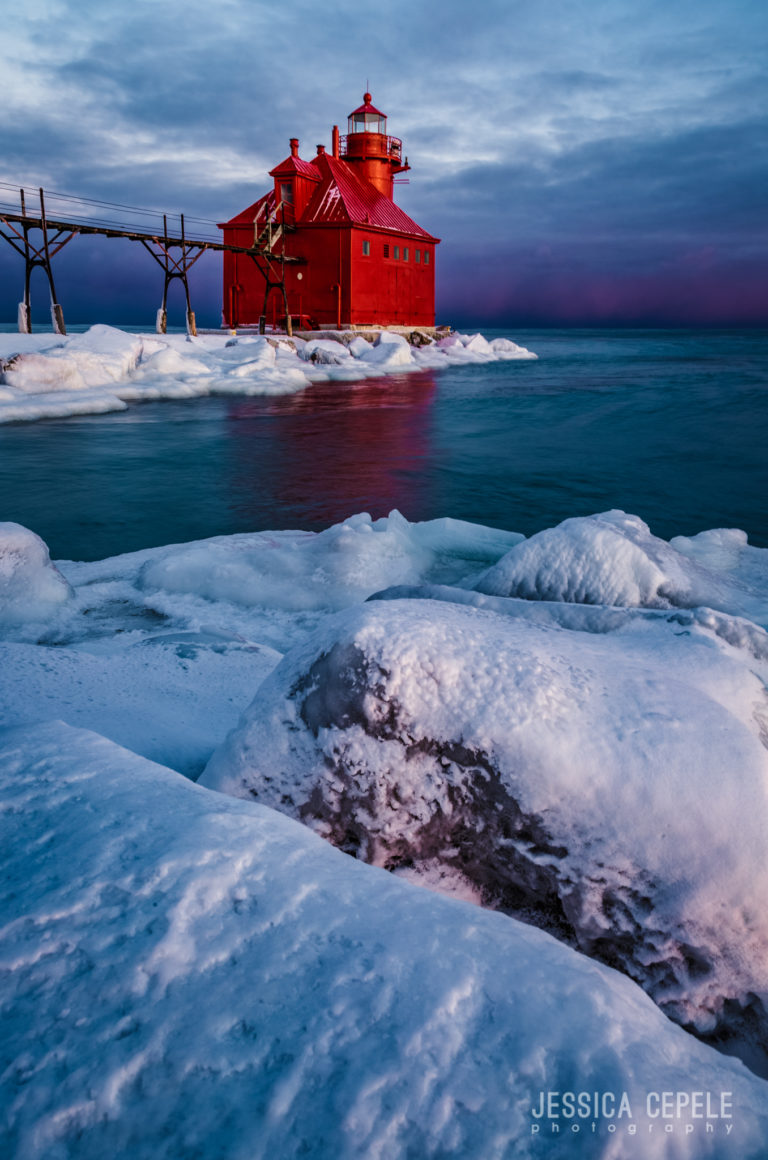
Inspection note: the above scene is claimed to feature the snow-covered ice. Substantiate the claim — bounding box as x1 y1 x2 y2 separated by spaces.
0 521 74 627
138 510 524 614
0 513 520 771
2 506 768 1155
0 323 537 424
2 721 767 1160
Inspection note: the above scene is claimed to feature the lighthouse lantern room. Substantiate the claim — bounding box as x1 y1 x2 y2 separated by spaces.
219 93 440 331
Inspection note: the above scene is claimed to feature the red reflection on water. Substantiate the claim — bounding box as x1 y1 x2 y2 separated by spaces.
225 370 438 529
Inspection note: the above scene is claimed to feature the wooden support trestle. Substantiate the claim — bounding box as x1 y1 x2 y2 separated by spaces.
0 189 77 334
140 214 201 336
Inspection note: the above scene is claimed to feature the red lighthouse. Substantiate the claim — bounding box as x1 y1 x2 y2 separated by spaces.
219 93 440 331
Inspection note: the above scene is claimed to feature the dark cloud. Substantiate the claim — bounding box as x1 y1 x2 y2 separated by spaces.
419 117 768 242
1 0 766 326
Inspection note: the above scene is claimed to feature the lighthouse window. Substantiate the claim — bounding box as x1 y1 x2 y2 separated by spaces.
279 182 293 205
403 247 409 262
424 250 430 265
349 113 386 134
394 246 400 260
383 244 390 258
415 249 421 263
362 239 371 256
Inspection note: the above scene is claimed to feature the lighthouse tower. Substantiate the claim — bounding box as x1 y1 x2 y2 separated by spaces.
219 92 439 330
337 93 410 198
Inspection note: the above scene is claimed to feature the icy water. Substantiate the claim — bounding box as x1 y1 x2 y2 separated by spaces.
1 327 766 560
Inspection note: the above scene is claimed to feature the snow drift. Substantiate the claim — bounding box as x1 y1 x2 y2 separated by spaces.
2 721 766 1160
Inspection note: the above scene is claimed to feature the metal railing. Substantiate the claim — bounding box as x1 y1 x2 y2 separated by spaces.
338 134 403 161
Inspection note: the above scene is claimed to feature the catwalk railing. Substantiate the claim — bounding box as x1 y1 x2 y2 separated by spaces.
0 184 302 336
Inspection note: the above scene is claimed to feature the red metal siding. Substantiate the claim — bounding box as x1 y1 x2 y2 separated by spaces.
349 231 435 327
281 227 351 329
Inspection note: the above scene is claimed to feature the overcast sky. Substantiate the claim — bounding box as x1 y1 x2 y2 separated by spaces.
1 0 766 327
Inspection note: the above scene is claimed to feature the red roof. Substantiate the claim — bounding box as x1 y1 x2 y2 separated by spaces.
269 154 322 179
301 154 437 240
349 92 386 118
218 190 274 229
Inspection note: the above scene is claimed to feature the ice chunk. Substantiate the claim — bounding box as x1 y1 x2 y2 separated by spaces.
2 325 143 394
433 332 494 361
347 335 374 357
4 720 768 1159
475 511 685 605
489 336 534 358
357 331 414 369
389 514 524 562
133 346 210 377
217 335 276 367
0 522 73 627
137 511 517 613
299 339 351 364
671 527 768 596
421 331 537 366
459 333 495 357
136 513 422 612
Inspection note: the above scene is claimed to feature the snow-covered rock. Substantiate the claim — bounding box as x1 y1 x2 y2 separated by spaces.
5 504 768 1153
202 595 768 1072
474 510 768 625
3 721 767 1160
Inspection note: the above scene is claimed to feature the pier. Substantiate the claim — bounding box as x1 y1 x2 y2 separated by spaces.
0 183 302 337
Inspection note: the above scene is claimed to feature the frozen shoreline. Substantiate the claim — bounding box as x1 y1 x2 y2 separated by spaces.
0 323 536 424
2 505 768 1156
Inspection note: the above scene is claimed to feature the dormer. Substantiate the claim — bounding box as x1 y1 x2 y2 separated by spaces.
269 139 321 219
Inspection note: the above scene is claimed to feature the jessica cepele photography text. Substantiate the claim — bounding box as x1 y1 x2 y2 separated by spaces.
530 1089 735 1140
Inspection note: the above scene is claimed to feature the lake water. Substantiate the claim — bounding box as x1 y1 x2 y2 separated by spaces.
1 327 766 561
